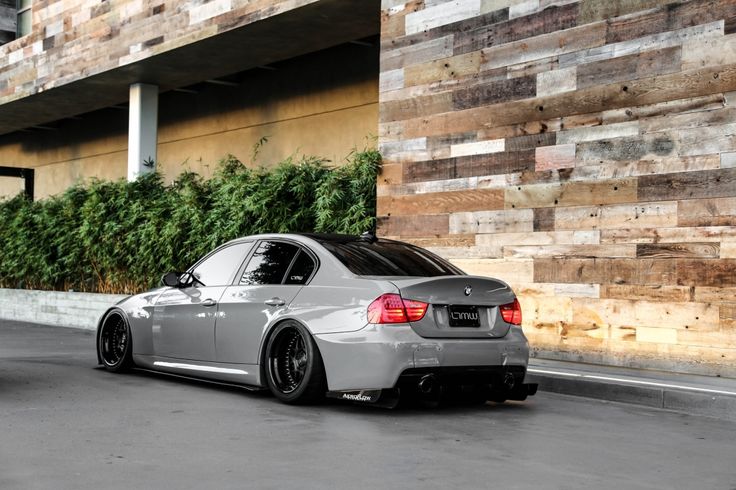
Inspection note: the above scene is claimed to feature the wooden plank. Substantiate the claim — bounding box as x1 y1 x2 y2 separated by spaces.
476 230 600 247
450 138 505 157
397 62 736 139
405 0 482 36
601 284 695 303
401 235 477 247
577 0 671 24
636 243 720 259
534 144 575 171
404 51 482 87
571 297 719 331
575 135 676 164
453 2 579 55
481 22 607 71
555 202 678 231
533 207 554 232
640 107 736 134
677 197 736 227
558 21 723 69
638 168 736 202
453 75 536 110
605 0 736 43
426 245 503 259
450 208 534 234
509 0 539 19
601 226 736 244
693 286 736 303
505 131 556 151
380 35 455 72
380 92 453 122
376 214 450 237
554 283 601 298
577 46 681 90
534 258 677 285
721 240 736 259
503 244 637 258
505 179 637 209
677 259 736 287
681 33 736 71
676 123 736 157
377 188 504 216
536 66 576 97
557 121 640 145
449 258 534 283
378 163 403 186
379 68 404 93
402 150 535 183
601 94 726 126
380 7 509 52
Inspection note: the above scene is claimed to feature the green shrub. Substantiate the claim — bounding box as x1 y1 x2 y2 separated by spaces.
0 149 381 294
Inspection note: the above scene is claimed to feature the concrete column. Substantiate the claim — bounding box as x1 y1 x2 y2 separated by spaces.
127 83 159 181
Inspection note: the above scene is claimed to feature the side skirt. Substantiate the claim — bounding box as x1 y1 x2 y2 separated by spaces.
133 354 263 387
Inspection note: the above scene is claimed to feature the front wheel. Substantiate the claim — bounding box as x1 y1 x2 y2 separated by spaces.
97 310 134 372
265 321 326 404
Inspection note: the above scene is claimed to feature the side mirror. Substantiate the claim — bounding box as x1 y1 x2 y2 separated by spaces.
162 272 180 287
178 272 195 288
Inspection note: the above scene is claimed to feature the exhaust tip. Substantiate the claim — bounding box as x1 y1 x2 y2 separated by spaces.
503 372 516 390
418 374 436 394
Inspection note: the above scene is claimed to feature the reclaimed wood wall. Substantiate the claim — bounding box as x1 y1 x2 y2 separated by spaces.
377 0 736 376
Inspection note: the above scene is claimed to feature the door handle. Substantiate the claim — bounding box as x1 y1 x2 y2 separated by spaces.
265 298 286 307
201 298 217 307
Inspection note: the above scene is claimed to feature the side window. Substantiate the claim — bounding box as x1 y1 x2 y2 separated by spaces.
191 242 252 287
284 250 316 285
240 241 299 286
17 0 32 37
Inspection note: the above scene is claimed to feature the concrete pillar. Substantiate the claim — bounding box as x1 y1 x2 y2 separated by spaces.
127 83 159 181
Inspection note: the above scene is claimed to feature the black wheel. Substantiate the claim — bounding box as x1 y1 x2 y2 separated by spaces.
265 321 326 404
97 310 133 372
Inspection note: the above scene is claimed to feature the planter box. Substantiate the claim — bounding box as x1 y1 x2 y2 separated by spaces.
0 289 128 330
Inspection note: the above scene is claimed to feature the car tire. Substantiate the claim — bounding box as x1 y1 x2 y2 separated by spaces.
265 321 326 404
97 309 134 373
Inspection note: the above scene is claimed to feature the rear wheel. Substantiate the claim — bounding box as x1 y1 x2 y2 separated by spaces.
98 310 133 372
265 321 326 404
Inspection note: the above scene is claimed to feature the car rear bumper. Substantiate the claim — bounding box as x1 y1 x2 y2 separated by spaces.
313 324 530 391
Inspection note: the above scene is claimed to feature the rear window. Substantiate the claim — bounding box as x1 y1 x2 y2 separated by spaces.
319 240 464 277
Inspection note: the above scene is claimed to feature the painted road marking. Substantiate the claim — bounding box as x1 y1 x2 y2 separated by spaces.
528 368 736 397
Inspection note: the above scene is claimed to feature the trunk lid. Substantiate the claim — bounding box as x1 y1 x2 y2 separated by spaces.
389 276 516 339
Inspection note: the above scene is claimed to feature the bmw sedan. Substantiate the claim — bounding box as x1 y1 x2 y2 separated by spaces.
96 233 537 406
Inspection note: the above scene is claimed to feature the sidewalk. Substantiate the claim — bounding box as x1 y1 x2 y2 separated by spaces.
527 358 736 422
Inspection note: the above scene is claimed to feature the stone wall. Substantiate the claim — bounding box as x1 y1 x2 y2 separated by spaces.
0 289 127 330
377 0 736 376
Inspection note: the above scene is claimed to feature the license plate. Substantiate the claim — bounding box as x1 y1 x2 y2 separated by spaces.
448 305 480 328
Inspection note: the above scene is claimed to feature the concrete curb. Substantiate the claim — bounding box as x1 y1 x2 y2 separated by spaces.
527 369 736 422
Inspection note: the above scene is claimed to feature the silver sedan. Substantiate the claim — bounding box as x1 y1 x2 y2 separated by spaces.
96 233 536 406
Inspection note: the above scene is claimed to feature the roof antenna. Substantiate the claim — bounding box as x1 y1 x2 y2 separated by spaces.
360 230 378 243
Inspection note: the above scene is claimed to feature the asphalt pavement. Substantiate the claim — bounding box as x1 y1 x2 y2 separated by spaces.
1 320 735 490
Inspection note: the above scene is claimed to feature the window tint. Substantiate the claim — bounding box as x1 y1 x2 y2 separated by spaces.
191 242 252 286
284 250 316 285
319 240 463 277
240 241 300 285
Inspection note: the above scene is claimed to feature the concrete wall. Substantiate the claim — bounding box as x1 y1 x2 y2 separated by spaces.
378 0 736 377
0 289 127 330
0 42 378 199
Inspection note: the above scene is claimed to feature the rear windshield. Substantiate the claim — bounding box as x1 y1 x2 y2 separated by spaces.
319 240 464 277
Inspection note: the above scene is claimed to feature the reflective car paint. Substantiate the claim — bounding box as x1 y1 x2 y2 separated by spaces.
97 233 532 397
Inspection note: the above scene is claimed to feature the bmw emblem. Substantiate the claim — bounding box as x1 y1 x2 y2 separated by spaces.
464 285 472 296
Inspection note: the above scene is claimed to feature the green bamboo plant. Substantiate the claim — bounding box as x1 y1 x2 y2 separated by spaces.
0 148 381 294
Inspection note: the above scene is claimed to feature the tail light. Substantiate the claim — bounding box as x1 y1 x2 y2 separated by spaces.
368 293 428 324
500 298 522 326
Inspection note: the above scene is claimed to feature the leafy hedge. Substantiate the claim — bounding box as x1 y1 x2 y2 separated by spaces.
0 149 381 294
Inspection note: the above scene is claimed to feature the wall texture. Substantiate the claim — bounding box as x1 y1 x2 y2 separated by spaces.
0 289 127 330
378 0 736 376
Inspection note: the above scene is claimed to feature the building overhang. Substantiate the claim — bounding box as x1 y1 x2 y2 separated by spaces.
0 0 380 136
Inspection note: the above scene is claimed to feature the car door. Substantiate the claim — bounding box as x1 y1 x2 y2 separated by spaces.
215 240 317 365
152 241 253 361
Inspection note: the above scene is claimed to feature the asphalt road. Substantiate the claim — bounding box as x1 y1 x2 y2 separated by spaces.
1 321 735 490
